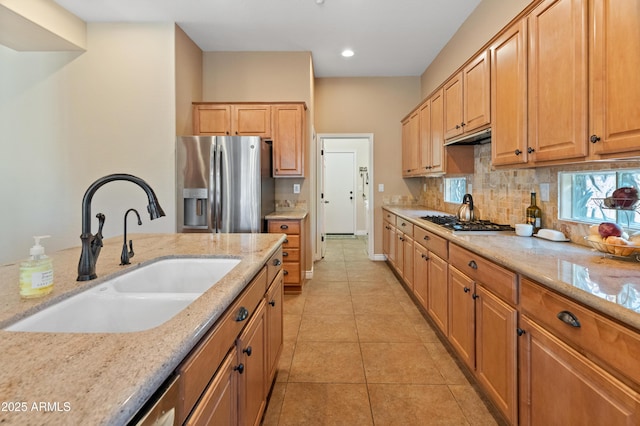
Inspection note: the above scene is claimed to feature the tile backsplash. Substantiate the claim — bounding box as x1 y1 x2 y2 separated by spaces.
414 144 639 246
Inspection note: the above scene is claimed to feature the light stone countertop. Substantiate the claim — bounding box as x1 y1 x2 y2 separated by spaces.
384 206 640 330
0 233 285 426
265 210 308 220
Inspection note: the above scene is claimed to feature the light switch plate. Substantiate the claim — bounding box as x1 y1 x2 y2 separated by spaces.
540 183 550 202
378 184 384 192
293 184 300 194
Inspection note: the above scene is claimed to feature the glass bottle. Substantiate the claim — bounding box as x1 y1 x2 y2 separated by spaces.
526 192 542 233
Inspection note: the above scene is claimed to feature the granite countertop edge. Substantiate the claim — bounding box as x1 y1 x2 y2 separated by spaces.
265 210 308 220
383 205 640 331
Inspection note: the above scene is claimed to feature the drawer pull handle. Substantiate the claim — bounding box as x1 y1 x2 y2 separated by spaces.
283 270 289 275
280 224 289 230
269 300 276 307
468 260 478 270
234 364 245 374
401 222 406 227
557 310 581 328
273 259 282 266
423 235 430 241
243 346 252 357
235 307 249 322
283 252 289 257
463 287 471 293
284 238 289 244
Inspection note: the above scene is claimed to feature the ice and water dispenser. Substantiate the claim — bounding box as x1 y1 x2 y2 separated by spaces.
182 188 208 229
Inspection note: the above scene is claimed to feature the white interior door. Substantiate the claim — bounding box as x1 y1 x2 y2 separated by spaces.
319 139 326 258
325 151 356 234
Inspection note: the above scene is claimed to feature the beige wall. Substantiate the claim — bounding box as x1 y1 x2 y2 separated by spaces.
420 0 532 98
202 51 315 269
0 23 177 264
315 77 421 256
175 25 202 136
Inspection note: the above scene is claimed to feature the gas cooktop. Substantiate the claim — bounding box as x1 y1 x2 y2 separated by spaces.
420 215 514 232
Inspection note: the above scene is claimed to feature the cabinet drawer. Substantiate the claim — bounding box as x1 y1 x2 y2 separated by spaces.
282 235 299 249
178 267 267 421
268 220 300 235
281 248 300 262
267 247 282 285
449 244 517 305
395 217 414 237
283 262 301 284
383 210 396 224
521 278 640 388
414 226 448 259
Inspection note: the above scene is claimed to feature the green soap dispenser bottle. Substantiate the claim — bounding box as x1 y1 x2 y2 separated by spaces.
19 235 54 298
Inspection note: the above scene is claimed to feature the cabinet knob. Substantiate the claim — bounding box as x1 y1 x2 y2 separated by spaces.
463 287 471 293
269 300 276 307
284 239 289 244
557 310 581 328
468 260 478 270
283 252 289 257
243 346 252 357
273 259 282 266
280 224 289 230
527 147 535 154
283 270 289 275
461 122 466 127
423 235 430 241
226 131 229 135
472 293 479 300
235 307 249 322
455 124 461 129
234 364 245 374
590 134 601 144
514 149 522 155
517 328 526 336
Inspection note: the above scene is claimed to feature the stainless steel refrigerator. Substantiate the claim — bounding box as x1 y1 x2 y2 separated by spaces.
176 135 275 233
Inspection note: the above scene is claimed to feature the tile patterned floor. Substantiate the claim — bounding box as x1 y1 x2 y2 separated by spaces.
262 237 501 425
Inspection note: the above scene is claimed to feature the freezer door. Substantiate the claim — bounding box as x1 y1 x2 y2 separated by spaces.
215 136 262 233
176 136 214 232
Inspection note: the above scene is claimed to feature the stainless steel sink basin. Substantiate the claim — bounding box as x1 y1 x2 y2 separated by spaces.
5 257 240 333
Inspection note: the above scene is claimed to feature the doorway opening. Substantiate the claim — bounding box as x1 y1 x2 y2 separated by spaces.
317 134 374 260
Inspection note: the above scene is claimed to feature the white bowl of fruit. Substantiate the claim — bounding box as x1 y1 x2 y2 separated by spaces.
585 222 640 259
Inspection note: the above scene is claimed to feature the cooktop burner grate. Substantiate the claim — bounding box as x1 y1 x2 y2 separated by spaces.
420 215 514 232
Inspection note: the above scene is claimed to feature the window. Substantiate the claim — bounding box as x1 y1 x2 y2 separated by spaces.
559 169 640 230
444 177 466 203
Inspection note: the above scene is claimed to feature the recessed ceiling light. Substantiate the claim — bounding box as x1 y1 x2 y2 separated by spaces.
315 0 325 4
341 49 354 58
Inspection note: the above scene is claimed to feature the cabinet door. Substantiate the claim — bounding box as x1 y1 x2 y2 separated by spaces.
429 89 445 173
403 235 414 290
463 50 491 133
401 117 412 176
528 0 588 163
395 232 405 276
427 254 448 335
589 0 640 157
272 104 305 177
237 301 267 426
519 315 640 426
475 285 518 425
185 349 238 426
266 271 284 387
388 225 397 266
444 72 464 139
491 20 528 166
232 105 271 138
418 100 431 172
447 267 475 370
413 242 429 310
193 105 231 135
382 221 391 258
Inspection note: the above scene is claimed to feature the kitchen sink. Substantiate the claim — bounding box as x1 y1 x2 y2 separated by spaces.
5 257 240 333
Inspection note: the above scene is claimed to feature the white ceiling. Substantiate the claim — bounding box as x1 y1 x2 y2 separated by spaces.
53 0 481 77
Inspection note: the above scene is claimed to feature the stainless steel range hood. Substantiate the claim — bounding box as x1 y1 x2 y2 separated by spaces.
444 128 491 146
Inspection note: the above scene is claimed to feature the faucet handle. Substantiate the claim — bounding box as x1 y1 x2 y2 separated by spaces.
128 239 135 259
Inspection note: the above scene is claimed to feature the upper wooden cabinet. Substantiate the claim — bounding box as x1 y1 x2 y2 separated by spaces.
528 0 588 163
401 109 420 176
444 50 491 140
193 102 306 178
589 0 640 159
272 103 306 177
193 104 271 138
490 20 529 167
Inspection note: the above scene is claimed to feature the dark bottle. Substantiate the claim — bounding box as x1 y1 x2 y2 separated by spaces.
526 192 542 233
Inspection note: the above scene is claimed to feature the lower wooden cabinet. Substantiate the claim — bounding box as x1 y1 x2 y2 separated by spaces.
268 218 306 293
237 301 267 426
266 270 284 388
426 253 448 335
518 314 640 425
